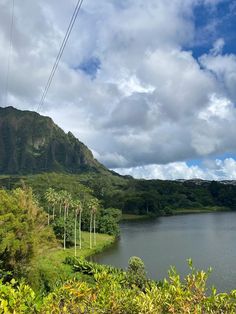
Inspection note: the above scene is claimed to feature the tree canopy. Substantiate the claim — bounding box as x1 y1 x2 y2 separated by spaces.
0 187 55 277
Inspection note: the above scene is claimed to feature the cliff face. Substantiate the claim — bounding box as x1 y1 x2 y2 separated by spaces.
0 106 107 174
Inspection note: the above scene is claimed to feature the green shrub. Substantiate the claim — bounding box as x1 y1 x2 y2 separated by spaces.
42 260 236 313
126 256 148 290
98 215 120 236
2 258 236 313
0 279 38 314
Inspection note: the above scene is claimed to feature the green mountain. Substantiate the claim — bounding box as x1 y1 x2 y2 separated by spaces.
1 106 236 215
0 106 107 174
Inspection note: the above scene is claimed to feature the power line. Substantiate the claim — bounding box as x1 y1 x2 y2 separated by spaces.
4 0 15 106
37 0 84 112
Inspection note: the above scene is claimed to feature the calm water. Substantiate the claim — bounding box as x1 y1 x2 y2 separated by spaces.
92 212 236 292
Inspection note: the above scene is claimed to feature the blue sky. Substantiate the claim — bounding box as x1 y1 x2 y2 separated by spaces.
78 57 101 79
1 0 236 180
191 0 236 57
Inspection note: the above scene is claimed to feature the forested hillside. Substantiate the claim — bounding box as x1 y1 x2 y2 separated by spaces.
0 106 107 174
0 106 235 217
0 173 236 217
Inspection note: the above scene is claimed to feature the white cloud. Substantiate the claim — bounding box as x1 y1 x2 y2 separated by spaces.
117 75 155 97
114 158 236 180
198 94 234 121
0 0 236 177
210 38 225 56
200 51 236 101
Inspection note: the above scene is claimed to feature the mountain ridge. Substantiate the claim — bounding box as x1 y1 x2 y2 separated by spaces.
0 106 108 175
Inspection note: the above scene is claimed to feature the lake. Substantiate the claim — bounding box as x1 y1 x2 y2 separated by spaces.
92 212 236 292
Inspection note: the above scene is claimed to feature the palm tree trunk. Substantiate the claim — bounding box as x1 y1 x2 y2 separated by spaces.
74 209 77 257
64 205 66 250
90 212 93 249
93 213 96 246
79 210 82 249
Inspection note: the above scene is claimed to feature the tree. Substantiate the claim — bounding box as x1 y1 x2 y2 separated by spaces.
126 256 147 290
88 200 93 249
60 191 72 250
93 201 99 246
0 187 55 277
52 216 73 246
88 198 99 249
55 191 64 217
98 215 120 236
100 208 122 222
45 188 57 222
72 199 83 256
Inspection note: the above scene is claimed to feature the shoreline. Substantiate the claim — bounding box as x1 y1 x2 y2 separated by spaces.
121 207 231 221
30 232 116 293
31 208 232 293
173 207 231 216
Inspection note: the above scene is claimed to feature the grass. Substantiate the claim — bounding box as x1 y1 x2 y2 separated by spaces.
29 231 115 294
174 206 230 215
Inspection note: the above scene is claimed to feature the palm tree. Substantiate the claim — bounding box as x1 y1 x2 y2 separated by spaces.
60 190 72 250
88 198 99 249
93 200 99 246
88 200 94 249
45 188 57 223
78 201 83 250
55 191 64 217
72 199 83 256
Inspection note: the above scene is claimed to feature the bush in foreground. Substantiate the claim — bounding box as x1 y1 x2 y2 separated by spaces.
0 187 55 278
1 260 236 313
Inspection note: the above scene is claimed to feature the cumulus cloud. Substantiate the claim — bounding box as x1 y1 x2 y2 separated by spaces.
114 158 236 180
0 0 236 179
210 38 225 56
200 50 236 101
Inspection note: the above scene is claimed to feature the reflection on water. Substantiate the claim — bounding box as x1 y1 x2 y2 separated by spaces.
92 212 236 292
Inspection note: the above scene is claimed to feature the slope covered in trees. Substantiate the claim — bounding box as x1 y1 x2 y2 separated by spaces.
0 185 120 291
0 106 108 174
0 172 236 217
0 106 236 217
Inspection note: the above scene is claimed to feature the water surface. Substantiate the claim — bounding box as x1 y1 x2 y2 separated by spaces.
93 212 236 292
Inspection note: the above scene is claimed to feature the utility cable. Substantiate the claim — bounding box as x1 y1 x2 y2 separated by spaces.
36 0 84 112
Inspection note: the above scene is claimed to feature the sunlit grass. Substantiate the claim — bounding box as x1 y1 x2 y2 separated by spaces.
29 231 115 293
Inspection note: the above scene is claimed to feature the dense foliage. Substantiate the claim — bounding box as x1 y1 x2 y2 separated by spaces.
81 174 236 215
1 173 236 218
1 260 236 313
0 187 55 278
43 187 121 246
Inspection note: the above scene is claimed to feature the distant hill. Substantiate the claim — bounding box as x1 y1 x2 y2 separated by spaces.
0 106 108 174
176 179 236 186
